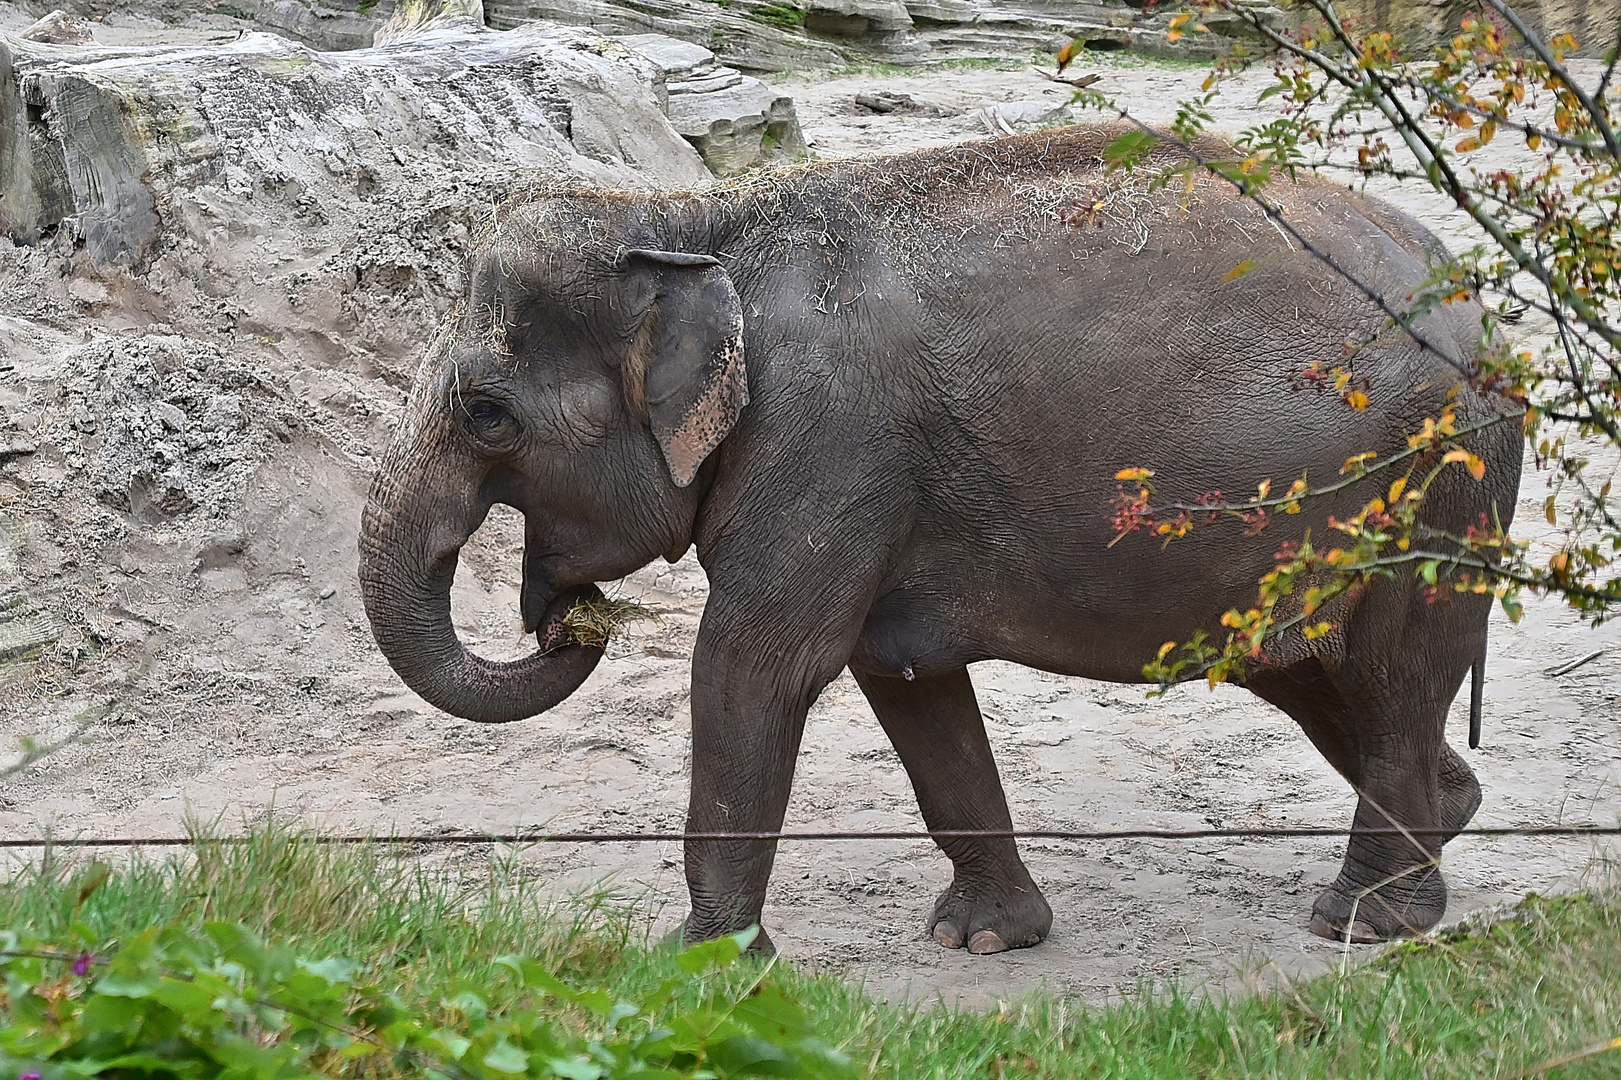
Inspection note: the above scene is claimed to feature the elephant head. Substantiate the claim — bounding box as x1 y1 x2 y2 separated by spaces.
358 212 749 723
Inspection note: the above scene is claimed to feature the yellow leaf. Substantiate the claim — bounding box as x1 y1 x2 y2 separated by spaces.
1366 497 1386 514
1443 449 1470 464
1302 620 1333 640
1345 389 1369 411
1341 451 1377 474
1544 494 1557 524
1456 136 1481 152
1257 478 1272 500
1397 537 1410 550
1388 475 1407 502
1466 453 1485 481
1115 467 1155 482
1222 260 1258 283
1527 132 1541 150
1157 640 1177 660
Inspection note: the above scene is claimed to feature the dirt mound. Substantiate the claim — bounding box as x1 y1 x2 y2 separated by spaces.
55 336 283 524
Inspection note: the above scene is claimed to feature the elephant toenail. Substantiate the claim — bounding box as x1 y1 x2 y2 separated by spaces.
932 923 964 949
1310 913 1384 944
968 930 1007 954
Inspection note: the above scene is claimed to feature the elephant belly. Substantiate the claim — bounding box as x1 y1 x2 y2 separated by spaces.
849 592 988 681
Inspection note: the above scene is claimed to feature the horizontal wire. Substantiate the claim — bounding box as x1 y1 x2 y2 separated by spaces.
1 825 1618 848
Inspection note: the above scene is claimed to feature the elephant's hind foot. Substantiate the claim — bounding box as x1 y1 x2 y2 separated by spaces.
1311 747 1478 944
1308 863 1447 944
929 876 1053 954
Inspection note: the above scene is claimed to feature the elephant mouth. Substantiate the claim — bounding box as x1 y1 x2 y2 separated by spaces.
527 582 602 654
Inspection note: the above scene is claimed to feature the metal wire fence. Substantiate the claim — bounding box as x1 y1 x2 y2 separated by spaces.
3 824 1618 848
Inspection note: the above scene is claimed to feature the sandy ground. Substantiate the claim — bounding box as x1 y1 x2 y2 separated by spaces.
1 51 1618 1008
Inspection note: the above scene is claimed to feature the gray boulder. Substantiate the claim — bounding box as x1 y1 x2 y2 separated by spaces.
18 9 94 43
621 31 806 173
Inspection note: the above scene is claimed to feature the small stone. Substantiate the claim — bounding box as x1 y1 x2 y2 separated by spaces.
66 278 110 306
319 585 336 600
19 9 95 44
153 402 187 432
200 394 244 433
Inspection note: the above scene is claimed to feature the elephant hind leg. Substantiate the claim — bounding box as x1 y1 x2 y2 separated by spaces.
1247 593 1486 943
852 666 1053 954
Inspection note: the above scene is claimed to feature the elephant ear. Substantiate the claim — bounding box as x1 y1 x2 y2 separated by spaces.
622 248 749 488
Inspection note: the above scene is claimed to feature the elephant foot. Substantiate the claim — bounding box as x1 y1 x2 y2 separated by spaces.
672 917 776 956
1308 864 1447 944
929 875 1052 954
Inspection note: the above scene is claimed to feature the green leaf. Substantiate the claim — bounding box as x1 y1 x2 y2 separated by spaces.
78 993 145 1035
93 969 162 999
547 1056 607 1080
481 1039 530 1074
706 1034 799 1076
675 927 757 975
298 957 358 985
210 1031 295 1073
731 984 811 1040
148 977 218 1014
449 991 488 1022
426 1029 472 1060
1103 130 1156 169
496 955 581 1003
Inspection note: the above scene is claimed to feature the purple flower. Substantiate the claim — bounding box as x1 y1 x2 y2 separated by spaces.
20 1070 41 1080
70 954 93 977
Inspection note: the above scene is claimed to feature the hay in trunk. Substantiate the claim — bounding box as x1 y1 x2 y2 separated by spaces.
560 595 659 648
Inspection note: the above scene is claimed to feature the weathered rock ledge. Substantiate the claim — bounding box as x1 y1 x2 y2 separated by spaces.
0 15 721 270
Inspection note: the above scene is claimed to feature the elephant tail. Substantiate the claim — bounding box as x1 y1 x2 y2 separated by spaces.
1469 652 1486 750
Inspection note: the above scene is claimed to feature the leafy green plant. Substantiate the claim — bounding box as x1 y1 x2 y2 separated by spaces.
1 829 1618 1078
0 922 852 1080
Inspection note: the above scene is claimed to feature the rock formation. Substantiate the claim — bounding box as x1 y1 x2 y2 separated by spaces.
0 15 716 270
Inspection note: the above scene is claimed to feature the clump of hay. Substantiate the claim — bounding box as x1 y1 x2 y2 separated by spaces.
561 595 659 648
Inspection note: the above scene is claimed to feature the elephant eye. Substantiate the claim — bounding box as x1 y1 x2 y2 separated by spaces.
461 397 521 447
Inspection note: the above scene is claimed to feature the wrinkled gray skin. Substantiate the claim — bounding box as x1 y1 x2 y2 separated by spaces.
359 127 1523 955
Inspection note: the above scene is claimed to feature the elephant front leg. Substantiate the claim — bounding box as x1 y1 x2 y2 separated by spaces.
853 667 1052 954
680 638 841 951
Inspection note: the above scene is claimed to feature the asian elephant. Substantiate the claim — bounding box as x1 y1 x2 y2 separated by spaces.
358 126 1522 954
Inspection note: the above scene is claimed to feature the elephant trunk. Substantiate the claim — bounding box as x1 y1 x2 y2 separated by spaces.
358 419 603 724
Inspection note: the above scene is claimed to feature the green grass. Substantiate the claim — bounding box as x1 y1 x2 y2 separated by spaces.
4 826 1619 1079
740 0 807 30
